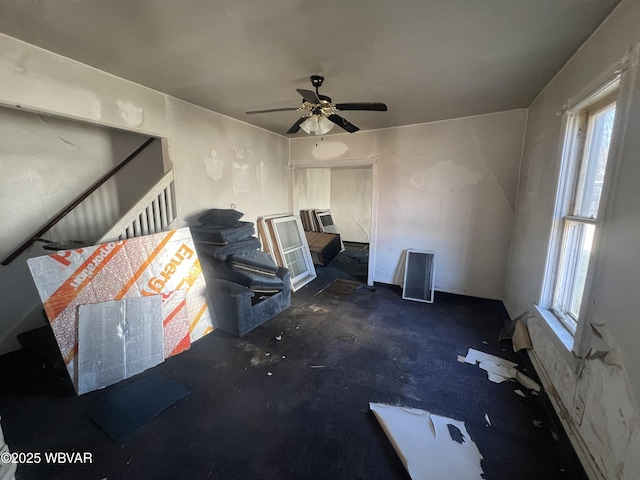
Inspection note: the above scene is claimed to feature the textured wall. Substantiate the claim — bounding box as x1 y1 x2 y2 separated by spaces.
294 168 331 211
166 98 289 226
291 109 526 300
330 167 372 243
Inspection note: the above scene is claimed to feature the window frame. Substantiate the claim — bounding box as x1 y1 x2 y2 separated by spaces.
268 215 317 292
315 210 345 252
541 79 620 335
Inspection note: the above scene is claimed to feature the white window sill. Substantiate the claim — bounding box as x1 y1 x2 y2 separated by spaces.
533 304 582 374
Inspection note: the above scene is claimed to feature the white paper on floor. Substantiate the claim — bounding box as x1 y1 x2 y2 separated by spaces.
369 403 484 480
515 370 541 392
481 360 518 383
77 296 164 394
461 348 542 391
463 348 518 383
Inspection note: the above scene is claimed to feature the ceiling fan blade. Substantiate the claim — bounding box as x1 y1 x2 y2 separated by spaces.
287 117 308 134
246 107 299 114
296 88 321 104
335 102 388 112
328 114 360 133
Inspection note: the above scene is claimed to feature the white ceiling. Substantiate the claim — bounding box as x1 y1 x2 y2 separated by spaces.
0 0 621 136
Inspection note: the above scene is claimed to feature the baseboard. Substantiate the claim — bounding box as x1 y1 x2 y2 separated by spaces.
527 349 605 480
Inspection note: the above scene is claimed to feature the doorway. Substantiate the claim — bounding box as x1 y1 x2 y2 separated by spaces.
290 157 380 286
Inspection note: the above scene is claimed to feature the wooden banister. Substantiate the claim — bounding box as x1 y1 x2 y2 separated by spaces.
1 137 156 266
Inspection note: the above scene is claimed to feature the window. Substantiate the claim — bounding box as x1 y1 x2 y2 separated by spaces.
267 215 317 291
545 81 619 333
315 210 345 251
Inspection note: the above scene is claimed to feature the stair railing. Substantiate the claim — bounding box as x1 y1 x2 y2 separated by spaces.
1 137 156 266
97 168 177 243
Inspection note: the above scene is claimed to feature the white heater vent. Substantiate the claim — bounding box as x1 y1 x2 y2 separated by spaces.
402 249 436 303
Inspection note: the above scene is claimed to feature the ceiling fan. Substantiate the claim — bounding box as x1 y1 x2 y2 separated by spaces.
246 75 387 135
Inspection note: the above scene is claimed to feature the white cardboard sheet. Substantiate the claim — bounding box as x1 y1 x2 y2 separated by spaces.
77 296 164 394
464 348 518 369
370 403 484 480
461 348 542 391
464 348 518 383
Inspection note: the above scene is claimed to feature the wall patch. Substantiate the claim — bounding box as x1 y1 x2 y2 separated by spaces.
204 150 224 181
256 161 268 187
117 101 144 127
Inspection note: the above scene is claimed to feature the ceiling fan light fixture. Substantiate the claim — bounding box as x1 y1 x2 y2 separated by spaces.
299 116 316 134
300 115 334 135
247 75 386 134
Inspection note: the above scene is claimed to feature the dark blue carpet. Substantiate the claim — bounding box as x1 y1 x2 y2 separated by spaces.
0 245 586 480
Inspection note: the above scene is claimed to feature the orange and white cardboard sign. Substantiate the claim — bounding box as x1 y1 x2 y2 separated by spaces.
27 228 214 392
160 289 192 358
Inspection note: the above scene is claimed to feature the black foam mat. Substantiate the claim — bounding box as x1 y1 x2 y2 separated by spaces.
88 372 190 442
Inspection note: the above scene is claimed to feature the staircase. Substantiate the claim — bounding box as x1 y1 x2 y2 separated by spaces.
98 168 177 243
0 138 178 355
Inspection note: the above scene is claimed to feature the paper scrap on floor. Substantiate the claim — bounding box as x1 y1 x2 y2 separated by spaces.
515 370 541 392
512 319 533 352
462 348 541 390
77 296 164 395
463 348 518 383
27 228 214 393
369 403 484 480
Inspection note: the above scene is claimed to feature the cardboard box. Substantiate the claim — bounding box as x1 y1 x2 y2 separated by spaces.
304 232 341 266
27 228 214 393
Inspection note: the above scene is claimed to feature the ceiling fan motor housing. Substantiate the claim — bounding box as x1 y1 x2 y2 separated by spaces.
310 75 324 89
